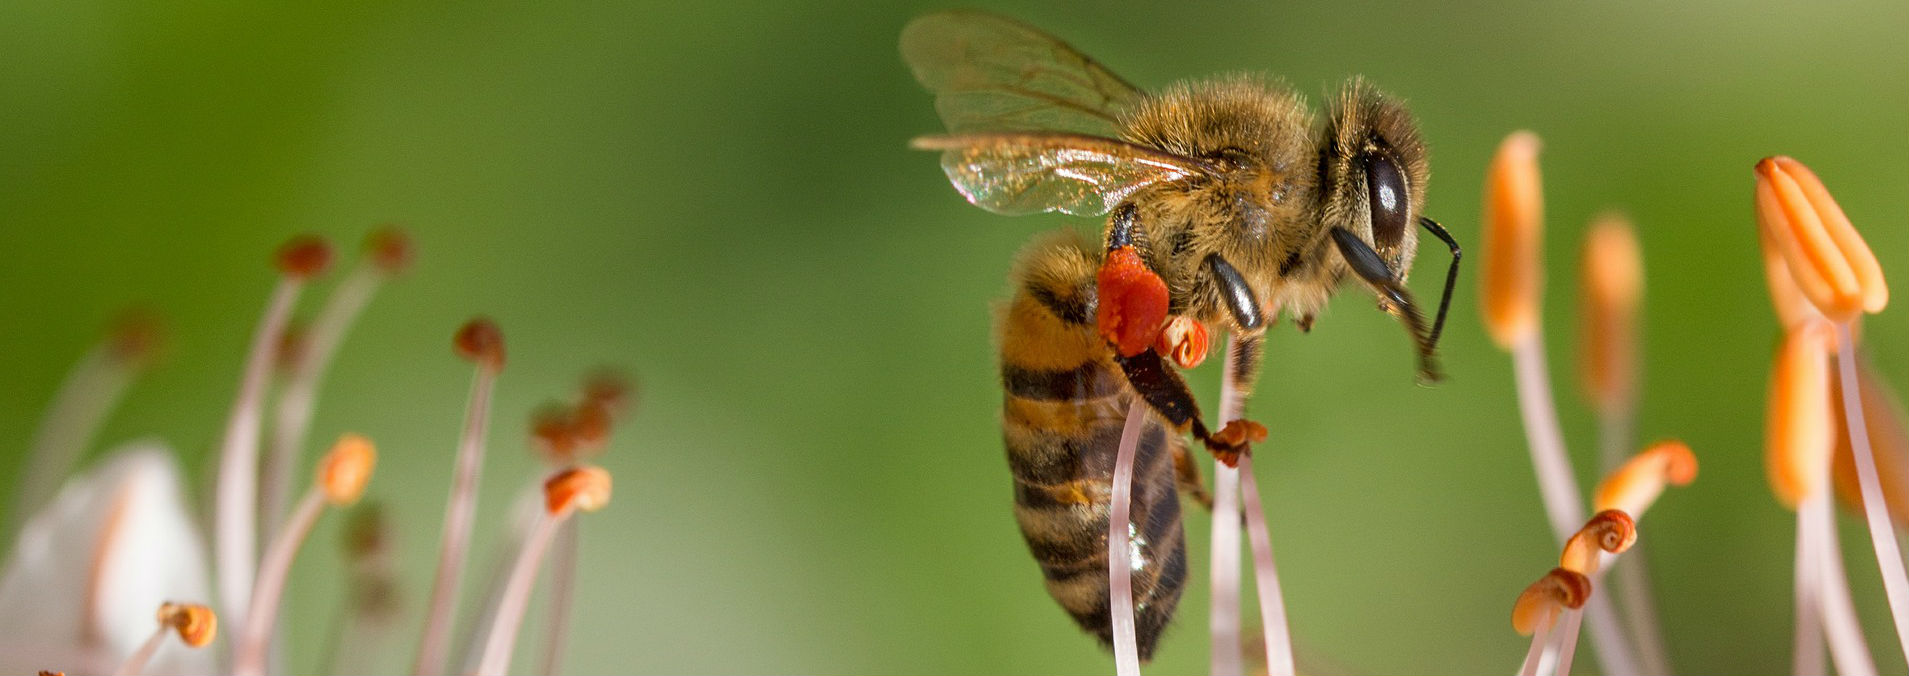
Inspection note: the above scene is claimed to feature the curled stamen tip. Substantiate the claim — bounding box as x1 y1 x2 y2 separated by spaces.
1560 509 1637 575
1480 130 1544 349
157 601 218 648
275 234 335 280
454 317 506 372
364 226 415 275
1154 316 1211 369
1766 320 1835 508
1754 156 1886 321
318 434 377 505
1511 567 1591 635
1594 440 1698 516
545 465 613 514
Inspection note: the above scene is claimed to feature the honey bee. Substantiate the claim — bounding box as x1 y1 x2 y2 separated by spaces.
903 11 1461 659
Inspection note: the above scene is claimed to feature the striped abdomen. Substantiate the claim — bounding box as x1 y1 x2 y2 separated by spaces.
998 232 1188 660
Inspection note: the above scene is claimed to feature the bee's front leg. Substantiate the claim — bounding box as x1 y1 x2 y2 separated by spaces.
1095 205 1266 466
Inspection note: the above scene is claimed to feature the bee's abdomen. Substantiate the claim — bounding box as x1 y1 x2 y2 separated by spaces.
998 234 1188 660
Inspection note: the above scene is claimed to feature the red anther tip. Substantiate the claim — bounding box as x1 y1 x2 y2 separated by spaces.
275 235 334 280
531 403 579 462
453 317 506 372
572 401 613 449
275 320 309 374
1095 246 1170 358
582 369 635 413
364 227 415 275
106 307 166 366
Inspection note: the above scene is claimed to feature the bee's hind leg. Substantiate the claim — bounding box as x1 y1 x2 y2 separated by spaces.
1114 349 1265 467
1171 441 1214 511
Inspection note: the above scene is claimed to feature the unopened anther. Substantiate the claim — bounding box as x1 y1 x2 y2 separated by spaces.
1767 320 1836 508
1754 156 1887 322
1480 131 1544 348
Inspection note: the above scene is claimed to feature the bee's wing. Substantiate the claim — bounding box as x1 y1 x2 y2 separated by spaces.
901 11 1144 137
912 133 1213 217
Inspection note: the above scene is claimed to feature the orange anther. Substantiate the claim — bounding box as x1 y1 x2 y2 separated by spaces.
1594 440 1697 518
544 465 613 515
1480 131 1544 348
1578 214 1642 413
158 601 218 648
1755 156 1886 322
1766 320 1835 508
1511 568 1591 635
1560 510 1637 575
318 434 377 506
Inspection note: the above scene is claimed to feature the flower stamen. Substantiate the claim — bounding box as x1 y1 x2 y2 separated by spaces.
231 434 375 676
415 318 506 676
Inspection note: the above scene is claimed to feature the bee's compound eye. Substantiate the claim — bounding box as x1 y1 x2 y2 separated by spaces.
1364 152 1409 250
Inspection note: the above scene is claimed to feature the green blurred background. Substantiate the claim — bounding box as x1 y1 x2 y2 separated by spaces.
1 1 1906 674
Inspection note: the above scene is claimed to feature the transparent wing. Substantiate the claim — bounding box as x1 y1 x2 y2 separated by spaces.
912 133 1212 217
901 11 1146 137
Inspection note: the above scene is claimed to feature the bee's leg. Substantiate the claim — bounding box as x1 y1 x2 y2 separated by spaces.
1114 349 1265 467
1330 227 1442 383
1170 441 1215 511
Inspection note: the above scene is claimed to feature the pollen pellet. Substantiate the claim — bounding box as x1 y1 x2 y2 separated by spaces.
1095 246 1170 358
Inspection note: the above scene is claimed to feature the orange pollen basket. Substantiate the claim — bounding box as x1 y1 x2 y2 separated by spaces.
1095 246 1170 358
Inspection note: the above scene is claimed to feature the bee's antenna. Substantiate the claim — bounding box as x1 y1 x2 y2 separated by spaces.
1330 227 1441 383
1418 216 1462 352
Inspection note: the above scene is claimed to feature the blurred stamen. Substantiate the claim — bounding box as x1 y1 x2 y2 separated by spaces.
1236 457 1293 676
11 311 161 535
415 318 505 676
1480 131 1543 349
264 229 411 547
216 235 332 631
473 466 611 676
232 434 375 676
114 602 216 676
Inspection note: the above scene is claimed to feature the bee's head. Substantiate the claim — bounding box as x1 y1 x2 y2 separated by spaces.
1317 79 1449 383
1318 78 1430 277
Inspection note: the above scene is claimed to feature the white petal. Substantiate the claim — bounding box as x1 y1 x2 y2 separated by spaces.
0 442 217 675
